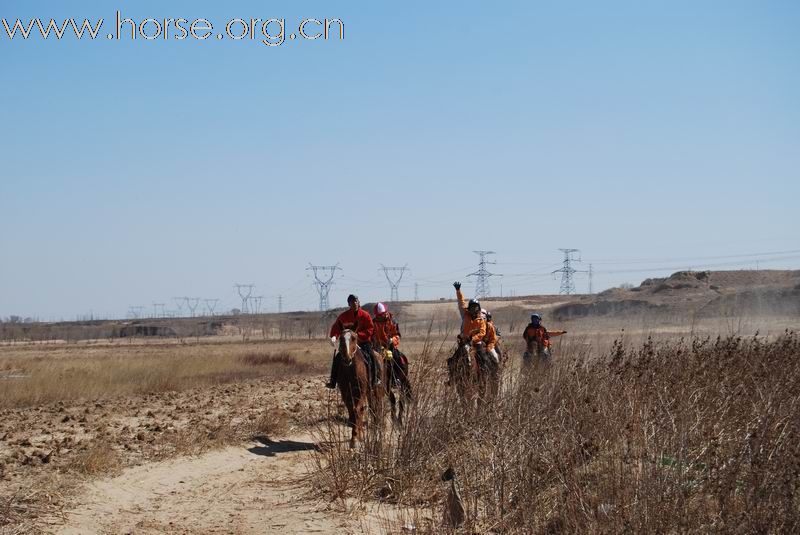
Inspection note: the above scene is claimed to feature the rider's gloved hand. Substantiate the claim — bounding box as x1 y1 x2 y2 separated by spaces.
453 281 461 290
330 336 337 347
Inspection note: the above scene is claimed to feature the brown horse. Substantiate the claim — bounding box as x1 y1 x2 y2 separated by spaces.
448 339 501 406
522 339 550 371
334 330 385 448
377 345 413 424
447 339 482 406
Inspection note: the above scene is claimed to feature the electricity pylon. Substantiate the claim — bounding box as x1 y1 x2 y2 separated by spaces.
552 249 585 295
380 264 408 302
307 263 340 311
467 251 499 299
234 284 254 314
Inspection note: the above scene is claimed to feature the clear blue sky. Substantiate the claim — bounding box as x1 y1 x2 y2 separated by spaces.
1 0 798 320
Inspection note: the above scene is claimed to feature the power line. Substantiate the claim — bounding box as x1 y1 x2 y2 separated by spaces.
592 254 800 275
588 249 800 265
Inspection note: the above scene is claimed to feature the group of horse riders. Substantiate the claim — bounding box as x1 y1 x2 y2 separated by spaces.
325 294 404 389
325 285 566 392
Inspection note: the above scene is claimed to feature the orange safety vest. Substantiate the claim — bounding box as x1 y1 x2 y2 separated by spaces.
456 288 486 344
484 321 498 351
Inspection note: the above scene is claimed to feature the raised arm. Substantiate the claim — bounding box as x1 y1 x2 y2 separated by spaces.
454 281 467 318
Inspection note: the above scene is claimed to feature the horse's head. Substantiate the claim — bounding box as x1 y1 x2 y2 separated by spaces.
338 329 358 363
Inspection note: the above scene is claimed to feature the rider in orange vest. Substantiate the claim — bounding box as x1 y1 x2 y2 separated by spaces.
453 281 488 358
522 313 566 360
326 294 379 389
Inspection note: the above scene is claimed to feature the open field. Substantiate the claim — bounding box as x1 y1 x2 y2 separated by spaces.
1 270 799 533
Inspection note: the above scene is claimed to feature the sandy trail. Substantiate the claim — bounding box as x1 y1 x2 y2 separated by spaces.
57 433 374 534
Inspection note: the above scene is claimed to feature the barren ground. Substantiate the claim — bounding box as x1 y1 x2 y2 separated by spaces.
2 274 798 533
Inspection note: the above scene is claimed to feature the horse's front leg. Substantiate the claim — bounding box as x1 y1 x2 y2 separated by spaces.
342 394 358 449
388 390 398 423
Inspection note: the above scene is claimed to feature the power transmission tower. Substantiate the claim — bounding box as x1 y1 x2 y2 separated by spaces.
307 263 340 311
414 283 419 302
277 295 283 314
250 296 264 315
184 297 201 317
204 299 219 316
380 264 408 302
552 249 585 295
467 251 499 299
173 297 185 317
152 303 165 318
588 264 594 294
128 305 145 319
234 284 254 314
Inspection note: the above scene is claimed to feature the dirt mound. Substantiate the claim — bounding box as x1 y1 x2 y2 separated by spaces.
552 299 665 320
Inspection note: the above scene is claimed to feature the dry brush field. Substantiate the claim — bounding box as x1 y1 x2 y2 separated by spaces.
1 310 798 533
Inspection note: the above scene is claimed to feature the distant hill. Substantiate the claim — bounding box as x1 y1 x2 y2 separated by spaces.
551 270 800 320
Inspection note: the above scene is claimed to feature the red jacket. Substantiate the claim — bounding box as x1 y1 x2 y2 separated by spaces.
330 308 374 344
373 312 401 348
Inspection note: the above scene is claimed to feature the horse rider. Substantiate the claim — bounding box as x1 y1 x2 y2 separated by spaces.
482 309 501 364
522 313 566 360
326 294 381 389
452 281 488 364
372 302 408 385
372 302 401 352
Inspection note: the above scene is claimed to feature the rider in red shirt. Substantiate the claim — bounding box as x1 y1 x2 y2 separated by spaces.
326 294 379 389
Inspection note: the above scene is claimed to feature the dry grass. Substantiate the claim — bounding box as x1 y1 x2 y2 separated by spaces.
313 330 800 533
0 343 323 409
0 477 70 534
65 441 123 476
251 406 291 438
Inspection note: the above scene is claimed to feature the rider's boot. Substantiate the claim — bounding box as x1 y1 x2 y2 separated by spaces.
325 353 339 389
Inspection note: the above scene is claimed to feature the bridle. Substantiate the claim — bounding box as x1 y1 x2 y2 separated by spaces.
338 329 357 365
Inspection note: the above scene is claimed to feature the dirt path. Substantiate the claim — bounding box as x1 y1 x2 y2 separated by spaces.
57 433 380 534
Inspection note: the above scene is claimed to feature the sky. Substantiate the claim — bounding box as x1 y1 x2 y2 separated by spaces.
1 0 798 320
